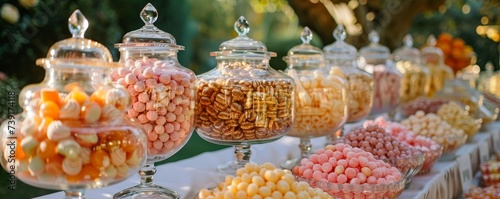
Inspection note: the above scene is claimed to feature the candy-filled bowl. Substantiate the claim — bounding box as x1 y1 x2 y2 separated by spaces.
401 111 468 161
381 149 425 187
1 115 147 191
293 143 406 199
294 174 406 199
415 141 443 175
363 117 442 175
196 163 332 199
435 133 468 161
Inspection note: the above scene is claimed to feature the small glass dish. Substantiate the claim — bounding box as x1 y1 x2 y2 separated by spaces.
294 174 406 199
437 133 468 161
418 144 444 175
382 149 425 188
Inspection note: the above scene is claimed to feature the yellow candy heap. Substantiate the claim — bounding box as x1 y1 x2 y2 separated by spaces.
197 163 331 199
437 101 480 138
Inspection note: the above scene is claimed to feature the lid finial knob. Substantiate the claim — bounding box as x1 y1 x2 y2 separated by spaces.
140 3 158 25
403 34 414 47
234 16 250 36
333 24 347 41
68 10 89 38
369 30 380 44
300 26 313 44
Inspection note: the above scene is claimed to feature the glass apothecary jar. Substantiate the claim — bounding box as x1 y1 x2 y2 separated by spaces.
421 35 453 97
281 27 347 169
195 16 295 174
359 30 402 117
394 34 431 104
112 4 196 199
0 10 147 199
323 25 373 142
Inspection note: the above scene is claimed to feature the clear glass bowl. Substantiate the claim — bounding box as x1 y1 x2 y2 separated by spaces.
294 175 406 199
418 145 443 175
382 149 425 188
435 133 468 161
1 115 147 190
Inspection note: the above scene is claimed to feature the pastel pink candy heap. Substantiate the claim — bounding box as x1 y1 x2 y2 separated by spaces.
111 57 195 157
334 125 425 185
364 117 443 174
293 143 405 199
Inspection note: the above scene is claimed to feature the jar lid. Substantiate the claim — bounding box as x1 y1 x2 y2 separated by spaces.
359 30 390 59
114 3 184 50
393 34 421 63
421 35 444 64
210 16 276 57
283 26 325 66
36 9 112 65
323 25 357 60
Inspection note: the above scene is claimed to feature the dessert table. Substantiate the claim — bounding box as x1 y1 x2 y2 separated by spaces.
36 122 500 199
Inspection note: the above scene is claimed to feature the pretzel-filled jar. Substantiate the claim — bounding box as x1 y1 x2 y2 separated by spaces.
324 25 373 143
281 27 348 169
195 16 295 174
359 31 402 118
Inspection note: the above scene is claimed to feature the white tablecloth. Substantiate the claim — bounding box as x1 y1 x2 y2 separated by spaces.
36 123 500 199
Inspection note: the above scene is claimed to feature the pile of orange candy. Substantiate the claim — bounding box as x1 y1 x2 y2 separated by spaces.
434 33 474 73
11 84 144 184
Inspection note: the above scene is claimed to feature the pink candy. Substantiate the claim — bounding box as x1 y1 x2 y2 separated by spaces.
112 57 195 158
294 143 402 186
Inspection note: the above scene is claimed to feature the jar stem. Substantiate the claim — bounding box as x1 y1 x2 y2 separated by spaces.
326 126 344 146
139 163 157 186
64 190 85 199
234 144 251 168
299 137 312 159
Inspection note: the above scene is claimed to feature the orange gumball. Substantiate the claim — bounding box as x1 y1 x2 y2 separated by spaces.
67 90 89 105
436 43 452 56
15 137 27 161
37 140 58 159
40 89 61 105
451 48 464 60
90 150 110 169
121 132 138 153
90 88 107 107
438 33 453 43
80 165 100 180
37 117 53 141
39 101 59 119
64 82 83 92
452 38 465 49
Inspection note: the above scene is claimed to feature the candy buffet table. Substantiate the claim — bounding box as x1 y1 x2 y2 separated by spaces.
36 122 500 199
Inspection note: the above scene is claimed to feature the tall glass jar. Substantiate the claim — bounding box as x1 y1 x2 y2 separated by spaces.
324 25 373 143
394 34 431 105
421 35 453 97
195 16 295 174
111 4 196 199
359 30 402 118
281 27 348 169
0 10 147 199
